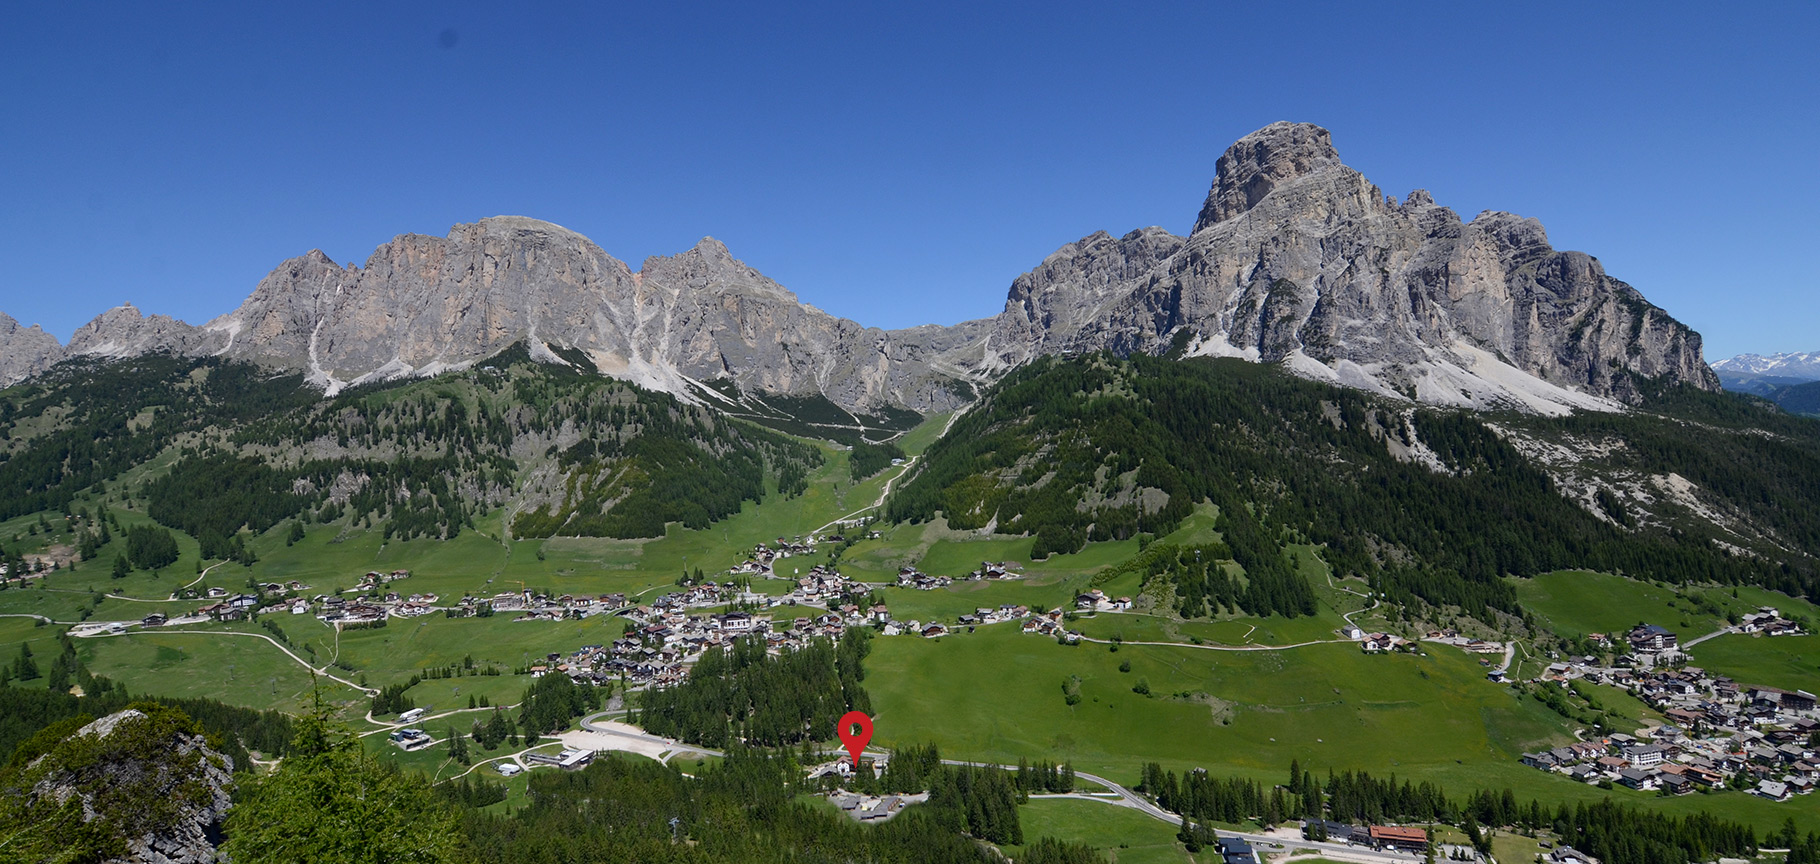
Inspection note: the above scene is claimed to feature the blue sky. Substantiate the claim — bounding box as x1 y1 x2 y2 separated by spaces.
2 2 1815 360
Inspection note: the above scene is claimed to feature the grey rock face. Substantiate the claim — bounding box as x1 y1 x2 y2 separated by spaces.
202 217 977 412
67 303 222 360
1193 121 1341 232
955 122 1719 412
0 312 65 386
0 122 1720 416
22 708 235 864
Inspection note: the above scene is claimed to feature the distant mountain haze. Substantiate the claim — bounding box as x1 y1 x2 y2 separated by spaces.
0 123 1722 415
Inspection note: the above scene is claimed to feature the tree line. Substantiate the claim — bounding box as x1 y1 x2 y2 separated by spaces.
1137 759 1759 864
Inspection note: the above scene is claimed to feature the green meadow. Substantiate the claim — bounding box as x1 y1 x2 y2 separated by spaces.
863 624 1819 834
3 408 1818 837
1512 570 1805 640
1687 633 1819 693
1011 798 1197 864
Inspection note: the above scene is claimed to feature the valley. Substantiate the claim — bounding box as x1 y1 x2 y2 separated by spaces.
2 121 1817 864
3 359 1818 864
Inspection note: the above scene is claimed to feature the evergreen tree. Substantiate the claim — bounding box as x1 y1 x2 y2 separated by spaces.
222 707 462 863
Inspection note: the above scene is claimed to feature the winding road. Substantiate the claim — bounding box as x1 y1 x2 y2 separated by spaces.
812 408 969 537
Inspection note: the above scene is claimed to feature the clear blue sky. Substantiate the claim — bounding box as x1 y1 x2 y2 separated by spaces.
2 2 1815 360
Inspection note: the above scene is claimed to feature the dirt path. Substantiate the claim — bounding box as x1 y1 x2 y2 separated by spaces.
76 628 377 695
1075 634 1348 652
813 408 968 536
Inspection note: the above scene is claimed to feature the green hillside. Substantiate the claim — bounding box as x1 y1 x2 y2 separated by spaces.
889 353 1820 619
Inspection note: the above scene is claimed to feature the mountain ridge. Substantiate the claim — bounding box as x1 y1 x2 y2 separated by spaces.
0 122 1722 417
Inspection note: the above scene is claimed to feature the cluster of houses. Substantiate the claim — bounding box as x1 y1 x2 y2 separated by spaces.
354 569 413 590
895 566 952 591
1072 589 1133 612
1739 607 1808 637
727 536 824 577
553 593 897 688
1515 626 1819 801
965 561 1024 581
768 565 869 608
1358 630 1413 654
466 589 631 622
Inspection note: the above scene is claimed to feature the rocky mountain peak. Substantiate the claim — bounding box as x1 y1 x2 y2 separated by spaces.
0 312 64 386
1194 121 1342 232
67 303 216 359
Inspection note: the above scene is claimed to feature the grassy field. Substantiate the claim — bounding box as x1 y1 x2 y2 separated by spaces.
76 627 368 713
1686 633 1820 693
863 624 1819 834
1010 798 1197 864
867 624 1568 781
1512 570 1811 641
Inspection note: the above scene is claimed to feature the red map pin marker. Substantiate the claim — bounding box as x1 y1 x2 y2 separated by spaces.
837 710 872 768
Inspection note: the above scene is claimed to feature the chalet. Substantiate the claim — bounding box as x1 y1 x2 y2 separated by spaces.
141 612 167 627
1214 836 1258 864
870 604 891 623
1074 589 1109 611
1755 780 1791 801
1522 752 1558 770
197 602 240 622
1682 764 1726 788
921 624 948 639
1617 768 1657 790
1367 825 1428 853
716 612 753 633
1628 624 1677 652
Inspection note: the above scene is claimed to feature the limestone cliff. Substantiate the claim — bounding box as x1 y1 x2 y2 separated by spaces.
0 122 1722 415
963 122 1720 413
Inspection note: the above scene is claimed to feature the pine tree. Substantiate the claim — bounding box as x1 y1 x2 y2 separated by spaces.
14 642 39 680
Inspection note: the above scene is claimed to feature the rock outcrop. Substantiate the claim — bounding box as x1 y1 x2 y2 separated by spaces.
0 122 1721 415
10 707 234 863
0 312 65 386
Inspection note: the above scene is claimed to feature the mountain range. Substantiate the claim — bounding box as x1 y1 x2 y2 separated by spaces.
0 122 1720 417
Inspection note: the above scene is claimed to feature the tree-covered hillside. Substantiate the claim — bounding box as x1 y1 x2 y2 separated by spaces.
0 342 823 546
888 354 1820 619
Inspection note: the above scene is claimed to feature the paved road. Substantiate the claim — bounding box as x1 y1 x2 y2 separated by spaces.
1682 626 1735 649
